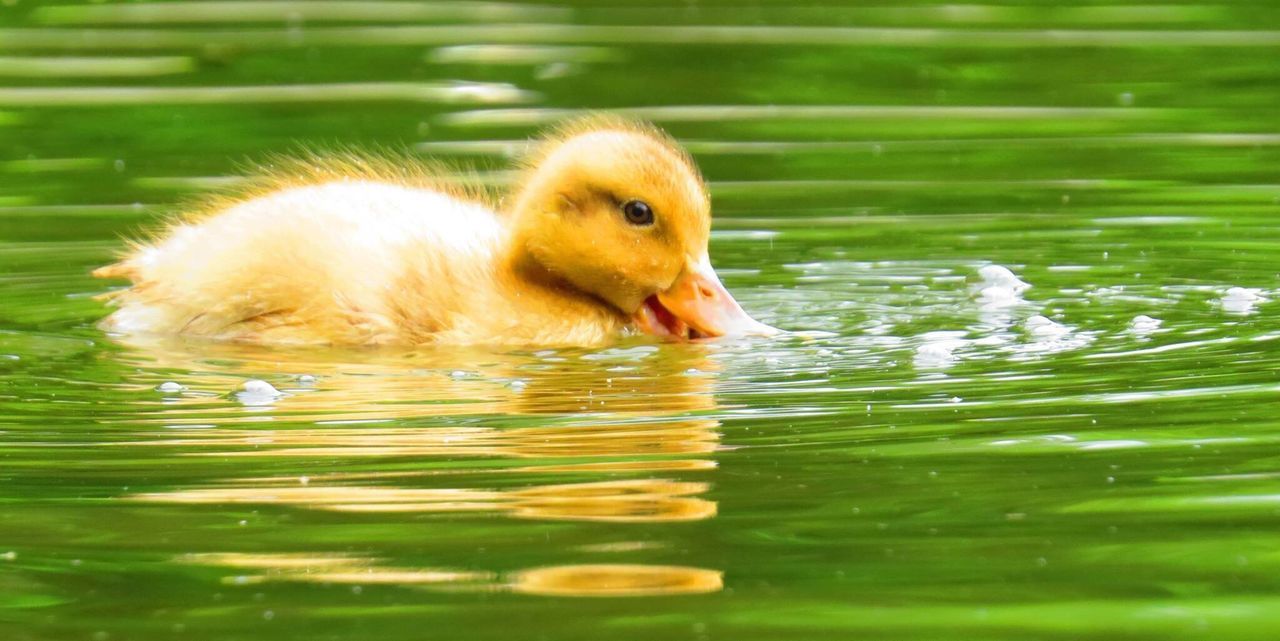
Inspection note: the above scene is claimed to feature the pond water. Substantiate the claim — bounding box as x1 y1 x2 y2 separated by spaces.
4 1 1280 639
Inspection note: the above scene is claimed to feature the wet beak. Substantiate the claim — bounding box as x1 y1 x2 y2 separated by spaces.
633 258 777 340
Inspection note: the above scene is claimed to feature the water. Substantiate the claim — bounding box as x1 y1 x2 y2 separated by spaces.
3 1 1280 639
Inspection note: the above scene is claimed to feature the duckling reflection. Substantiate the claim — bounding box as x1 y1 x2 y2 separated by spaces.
136 479 715 522
116 335 724 525
180 553 722 597
111 333 719 422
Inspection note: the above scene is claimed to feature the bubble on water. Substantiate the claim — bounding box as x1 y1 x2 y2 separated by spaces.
1219 287 1265 315
1117 92 1135 107
241 379 277 394
972 265 1031 310
295 374 317 384
978 265 1031 293
1025 315 1069 338
1 551 15 561
1128 314 1162 334
450 370 468 379
156 381 185 393
236 379 283 406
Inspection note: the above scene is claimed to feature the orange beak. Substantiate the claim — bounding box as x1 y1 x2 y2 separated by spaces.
633 257 777 340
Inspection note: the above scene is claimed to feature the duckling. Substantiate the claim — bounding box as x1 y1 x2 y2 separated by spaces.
94 117 776 346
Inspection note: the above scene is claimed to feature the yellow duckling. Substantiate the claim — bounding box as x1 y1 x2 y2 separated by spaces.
94 117 775 346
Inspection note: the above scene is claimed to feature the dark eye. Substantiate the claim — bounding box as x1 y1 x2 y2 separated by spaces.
622 200 654 226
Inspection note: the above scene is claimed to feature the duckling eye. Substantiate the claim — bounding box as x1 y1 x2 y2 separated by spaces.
622 200 654 226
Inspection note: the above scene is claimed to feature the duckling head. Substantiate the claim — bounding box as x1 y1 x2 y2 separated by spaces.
508 118 775 340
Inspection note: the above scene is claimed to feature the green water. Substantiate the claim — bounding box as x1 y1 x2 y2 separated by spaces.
4 1 1280 639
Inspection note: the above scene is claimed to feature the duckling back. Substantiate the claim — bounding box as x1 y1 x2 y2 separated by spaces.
96 180 503 345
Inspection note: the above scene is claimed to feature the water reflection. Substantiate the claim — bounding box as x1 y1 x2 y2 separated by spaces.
180 553 721 597
111 336 725 595
31 1 572 25
133 478 715 522
110 334 720 419
0 81 532 107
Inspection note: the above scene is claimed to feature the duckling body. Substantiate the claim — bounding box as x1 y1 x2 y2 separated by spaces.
96 119 772 346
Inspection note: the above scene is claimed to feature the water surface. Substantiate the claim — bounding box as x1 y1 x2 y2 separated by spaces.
3 1 1280 639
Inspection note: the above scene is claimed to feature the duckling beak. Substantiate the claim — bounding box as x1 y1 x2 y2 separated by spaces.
633 257 777 340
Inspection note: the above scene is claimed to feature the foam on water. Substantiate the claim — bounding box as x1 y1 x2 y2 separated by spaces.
1128 314 1163 335
1219 287 1266 315
913 331 969 369
1024 315 1070 338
